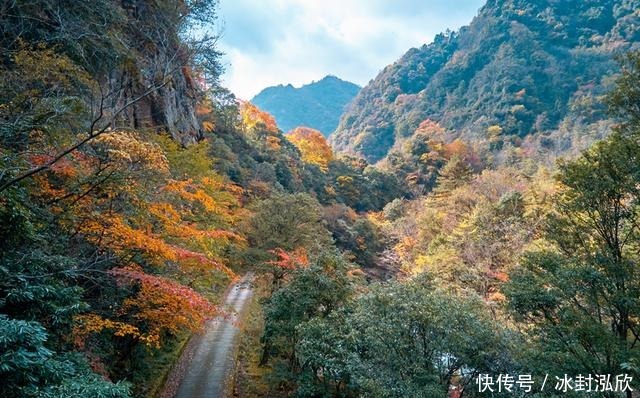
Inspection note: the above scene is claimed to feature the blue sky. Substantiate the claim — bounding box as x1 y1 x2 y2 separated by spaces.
217 0 486 100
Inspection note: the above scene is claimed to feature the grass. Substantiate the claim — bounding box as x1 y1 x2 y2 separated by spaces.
128 330 192 398
231 275 274 397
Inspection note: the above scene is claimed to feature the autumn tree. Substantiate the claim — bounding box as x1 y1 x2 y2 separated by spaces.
239 101 279 134
383 119 481 196
287 127 334 171
264 247 310 291
431 155 473 200
0 0 239 396
75 266 217 348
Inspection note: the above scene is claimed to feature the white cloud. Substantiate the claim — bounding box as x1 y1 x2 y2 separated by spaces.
217 0 485 99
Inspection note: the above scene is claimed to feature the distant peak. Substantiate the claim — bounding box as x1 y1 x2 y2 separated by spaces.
321 75 339 81
251 75 361 136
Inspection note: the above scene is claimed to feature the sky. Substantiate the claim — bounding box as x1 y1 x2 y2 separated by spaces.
216 0 486 100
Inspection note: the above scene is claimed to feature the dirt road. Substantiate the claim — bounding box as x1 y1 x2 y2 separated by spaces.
168 274 254 398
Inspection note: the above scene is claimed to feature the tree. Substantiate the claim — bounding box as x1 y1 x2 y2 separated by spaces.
323 204 383 267
505 132 640 392
287 127 334 171
296 278 511 397
246 193 332 255
75 266 216 348
0 0 235 395
607 51 640 133
261 253 353 367
0 315 130 398
432 155 473 200
264 247 309 291
239 102 279 134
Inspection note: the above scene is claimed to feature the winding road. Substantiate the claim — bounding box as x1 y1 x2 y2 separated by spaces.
168 274 254 398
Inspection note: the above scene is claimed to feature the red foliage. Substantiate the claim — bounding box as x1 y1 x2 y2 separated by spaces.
267 247 309 270
109 265 217 346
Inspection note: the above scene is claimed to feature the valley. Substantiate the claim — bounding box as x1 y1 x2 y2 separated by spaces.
1 1 640 398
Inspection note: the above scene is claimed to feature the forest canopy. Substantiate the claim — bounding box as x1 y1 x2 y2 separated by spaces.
2 0 640 397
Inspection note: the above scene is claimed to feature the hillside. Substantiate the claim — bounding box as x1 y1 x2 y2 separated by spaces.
0 2 402 397
252 75 360 136
330 0 640 162
6 1 640 397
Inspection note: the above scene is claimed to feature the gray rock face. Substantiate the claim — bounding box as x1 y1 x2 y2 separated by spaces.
106 60 202 145
104 0 203 144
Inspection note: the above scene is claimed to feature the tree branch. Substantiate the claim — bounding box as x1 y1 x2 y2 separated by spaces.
0 78 172 193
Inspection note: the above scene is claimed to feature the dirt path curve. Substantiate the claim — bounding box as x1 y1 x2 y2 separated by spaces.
164 273 254 398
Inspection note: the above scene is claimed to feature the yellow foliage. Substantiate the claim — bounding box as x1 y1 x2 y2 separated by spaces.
93 131 169 173
487 125 503 138
286 127 334 171
73 314 142 348
12 44 95 94
239 101 279 133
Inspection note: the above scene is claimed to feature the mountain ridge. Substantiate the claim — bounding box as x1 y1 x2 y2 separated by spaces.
330 0 640 162
252 75 360 136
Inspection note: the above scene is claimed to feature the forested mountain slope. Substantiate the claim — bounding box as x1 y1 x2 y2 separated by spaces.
0 2 403 397
252 75 360 136
330 0 640 162
6 1 640 397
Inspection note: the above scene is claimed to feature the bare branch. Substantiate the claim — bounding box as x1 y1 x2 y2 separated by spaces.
0 77 172 192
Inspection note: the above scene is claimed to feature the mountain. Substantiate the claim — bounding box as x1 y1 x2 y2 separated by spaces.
330 0 640 163
252 75 360 136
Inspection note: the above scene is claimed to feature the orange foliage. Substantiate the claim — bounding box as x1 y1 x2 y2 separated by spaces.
444 139 482 170
267 247 309 270
163 177 242 217
239 101 279 133
202 120 215 132
411 119 481 170
80 211 240 277
110 265 217 346
68 166 243 276
266 135 282 150
73 265 217 349
394 236 417 261
416 119 446 136
286 127 334 171
29 153 79 178
487 269 510 283
80 216 177 263
148 202 243 243
28 127 248 351
173 247 235 277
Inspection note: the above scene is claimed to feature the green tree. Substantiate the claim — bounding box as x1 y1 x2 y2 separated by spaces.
607 51 640 133
505 132 640 393
296 277 511 397
261 253 353 369
0 316 130 398
246 193 332 254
